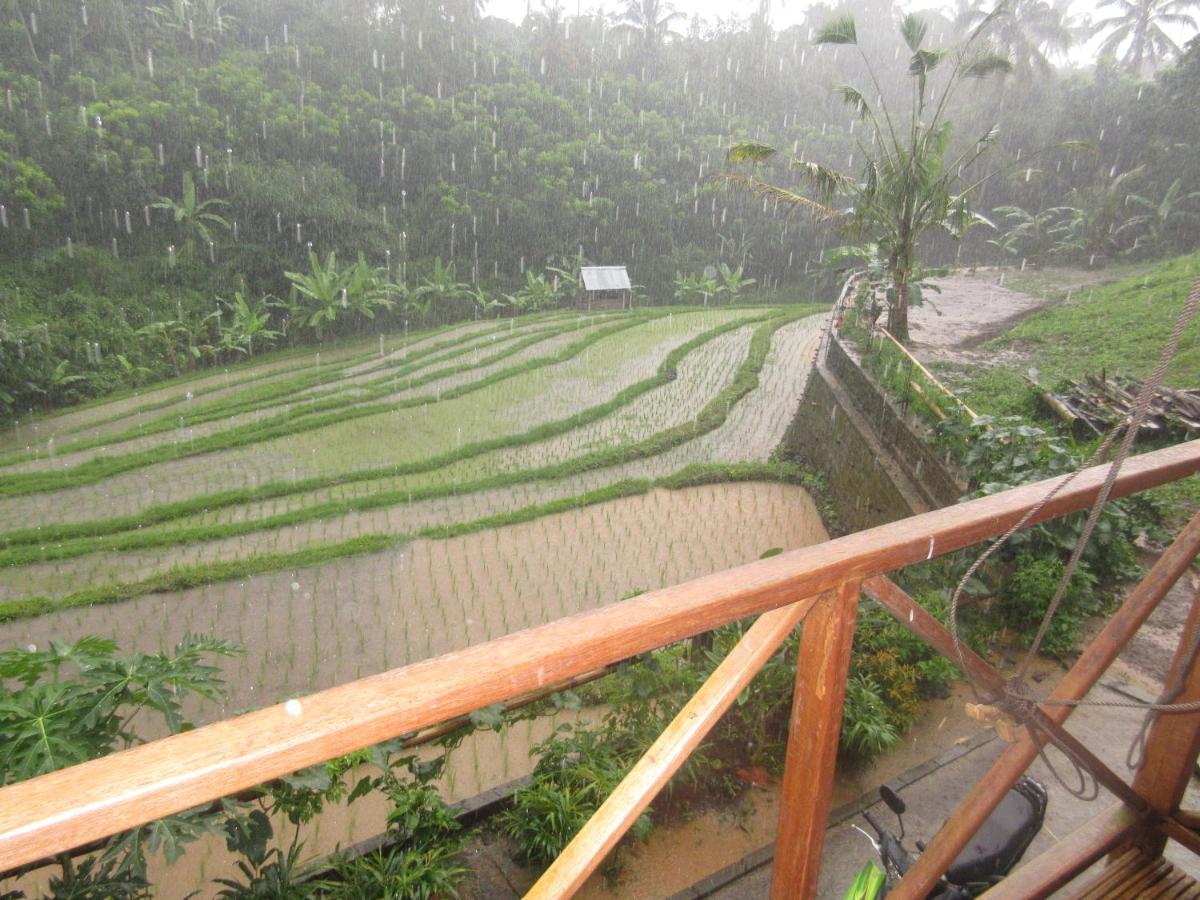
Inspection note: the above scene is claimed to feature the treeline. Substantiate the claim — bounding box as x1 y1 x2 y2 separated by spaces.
0 0 1197 417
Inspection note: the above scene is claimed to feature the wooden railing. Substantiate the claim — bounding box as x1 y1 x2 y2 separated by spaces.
3 439 1200 896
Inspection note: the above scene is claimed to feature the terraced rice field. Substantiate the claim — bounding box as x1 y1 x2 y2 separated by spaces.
0 304 832 893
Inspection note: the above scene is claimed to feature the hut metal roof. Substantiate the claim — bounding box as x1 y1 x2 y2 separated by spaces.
580 266 631 291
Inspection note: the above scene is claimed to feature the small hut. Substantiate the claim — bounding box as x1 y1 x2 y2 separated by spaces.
577 266 633 310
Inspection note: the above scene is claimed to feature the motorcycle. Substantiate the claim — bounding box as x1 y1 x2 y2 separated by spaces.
848 776 1048 898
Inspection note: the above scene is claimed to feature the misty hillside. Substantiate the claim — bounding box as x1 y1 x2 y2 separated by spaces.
1 0 1197 413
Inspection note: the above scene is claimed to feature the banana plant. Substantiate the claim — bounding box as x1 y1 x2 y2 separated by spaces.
409 257 471 324
718 263 756 301
284 250 349 340
723 10 1013 340
152 171 229 260
216 292 280 357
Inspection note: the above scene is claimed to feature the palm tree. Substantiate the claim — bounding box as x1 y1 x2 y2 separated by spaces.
953 0 1081 75
152 171 229 260
1093 0 1199 76
724 12 1012 341
613 0 684 72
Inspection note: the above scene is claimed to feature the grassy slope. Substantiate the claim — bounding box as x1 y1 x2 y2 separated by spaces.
997 253 1200 386
953 252 1200 510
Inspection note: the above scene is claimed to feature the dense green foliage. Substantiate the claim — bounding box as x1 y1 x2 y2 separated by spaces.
1 0 1198 415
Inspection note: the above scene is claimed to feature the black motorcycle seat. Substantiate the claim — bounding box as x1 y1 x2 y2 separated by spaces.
945 777 1048 886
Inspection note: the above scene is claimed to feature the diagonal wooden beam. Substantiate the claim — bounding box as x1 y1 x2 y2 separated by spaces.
863 577 1148 811
526 592 822 898
888 508 1200 899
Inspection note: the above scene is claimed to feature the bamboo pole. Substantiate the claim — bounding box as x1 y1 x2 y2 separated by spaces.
877 327 978 420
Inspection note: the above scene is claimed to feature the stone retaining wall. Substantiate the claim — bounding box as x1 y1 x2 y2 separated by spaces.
781 333 966 532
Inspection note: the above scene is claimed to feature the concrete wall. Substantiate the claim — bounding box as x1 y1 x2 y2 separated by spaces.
780 335 966 533
824 337 965 508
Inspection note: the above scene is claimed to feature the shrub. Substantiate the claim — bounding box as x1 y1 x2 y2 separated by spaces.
840 674 899 758
1000 553 1101 656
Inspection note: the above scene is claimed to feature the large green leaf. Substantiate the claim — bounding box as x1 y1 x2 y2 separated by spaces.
814 14 857 45
835 84 873 120
963 50 1014 78
899 13 928 52
725 140 778 164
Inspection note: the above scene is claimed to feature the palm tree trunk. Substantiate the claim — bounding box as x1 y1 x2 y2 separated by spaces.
888 277 910 342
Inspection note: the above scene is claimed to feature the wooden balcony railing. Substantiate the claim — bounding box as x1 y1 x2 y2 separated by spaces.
3 439 1200 897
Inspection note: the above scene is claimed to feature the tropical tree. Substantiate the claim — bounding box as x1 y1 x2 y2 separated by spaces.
724 12 1013 340
510 271 562 312
284 251 394 339
152 171 229 260
136 315 217 373
1093 0 1199 75
673 270 722 304
718 263 757 301
987 205 1076 263
1053 166 1145 263
1117 177 1200 254
613 0 685 72
409 257 470 323
952 0 1081 75
215 292 280 357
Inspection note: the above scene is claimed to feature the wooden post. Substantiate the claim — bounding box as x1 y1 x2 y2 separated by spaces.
1132 581 1200 858
890 510 1200 899
770 579 861 899
527 594 820 898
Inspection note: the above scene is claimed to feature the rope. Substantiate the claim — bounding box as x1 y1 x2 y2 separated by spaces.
946 273 1200 791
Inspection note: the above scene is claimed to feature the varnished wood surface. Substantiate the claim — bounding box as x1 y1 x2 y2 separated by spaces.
890 507 1200 899
979 804 1142 899
1067 847 1200 898
525 594 819 898
1133 581 1200 858
1 441 1199 873
770 580 861 899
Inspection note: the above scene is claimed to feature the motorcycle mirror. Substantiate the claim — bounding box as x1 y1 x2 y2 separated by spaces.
880 785 907 816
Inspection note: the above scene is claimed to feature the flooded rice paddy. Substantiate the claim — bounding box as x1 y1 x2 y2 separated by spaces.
0 305 831 895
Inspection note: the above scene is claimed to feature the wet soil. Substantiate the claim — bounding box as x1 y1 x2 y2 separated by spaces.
907 269 1053 369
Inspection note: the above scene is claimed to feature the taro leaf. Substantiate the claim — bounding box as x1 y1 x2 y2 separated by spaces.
280 763 333 792
223 809 273 867
469 702 506 731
